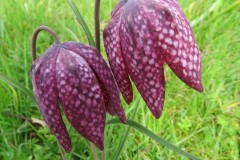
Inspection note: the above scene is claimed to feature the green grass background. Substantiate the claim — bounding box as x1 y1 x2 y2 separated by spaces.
0 0 239 159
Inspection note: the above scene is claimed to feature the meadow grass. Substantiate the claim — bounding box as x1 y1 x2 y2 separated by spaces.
0 0 239 159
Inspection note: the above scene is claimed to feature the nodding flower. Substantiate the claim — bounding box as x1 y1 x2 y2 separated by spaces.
30 26 126 152
104 0 203 119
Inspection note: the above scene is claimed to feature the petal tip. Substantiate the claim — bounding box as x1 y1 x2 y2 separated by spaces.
125 95 133 105
119 107 127 124
98 142 104 151
59 139 71 153
63 146 71 153
93 138 104 151
153 109 163 119
120 116 127 124
197 85 204 93
192 83 204 92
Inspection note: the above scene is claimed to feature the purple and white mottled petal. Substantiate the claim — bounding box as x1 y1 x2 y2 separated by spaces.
56 48 106 150
96 75 116 115
61 42 127 123
30 45 71 152
120 3 166 118
149 0 203 91
104 6 133 104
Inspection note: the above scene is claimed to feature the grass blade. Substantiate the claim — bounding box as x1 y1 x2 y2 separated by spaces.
67 0 96 47
191 0 221 27
197 0 240 29
0 72 35 102
107 119 200 160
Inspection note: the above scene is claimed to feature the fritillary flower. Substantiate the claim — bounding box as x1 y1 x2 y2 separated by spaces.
104 0 203 118
30 26 126 152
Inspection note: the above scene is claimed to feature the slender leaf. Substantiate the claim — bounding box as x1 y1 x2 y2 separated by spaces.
0 72 35 102
67 0 96 47
107 119 200 160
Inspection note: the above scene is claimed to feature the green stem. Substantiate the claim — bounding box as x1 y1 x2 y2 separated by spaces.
102 149 106 160
113 96 141 160
57 141 67 160
94 0 101 51
90 143 99 160
31 26 60 61
94 1 104 158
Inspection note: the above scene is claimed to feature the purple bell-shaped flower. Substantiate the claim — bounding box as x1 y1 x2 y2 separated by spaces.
104 0 203 119
30 26 126 152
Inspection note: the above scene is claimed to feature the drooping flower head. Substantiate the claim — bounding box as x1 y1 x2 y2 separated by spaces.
30 26 126 152
104 0 203 118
